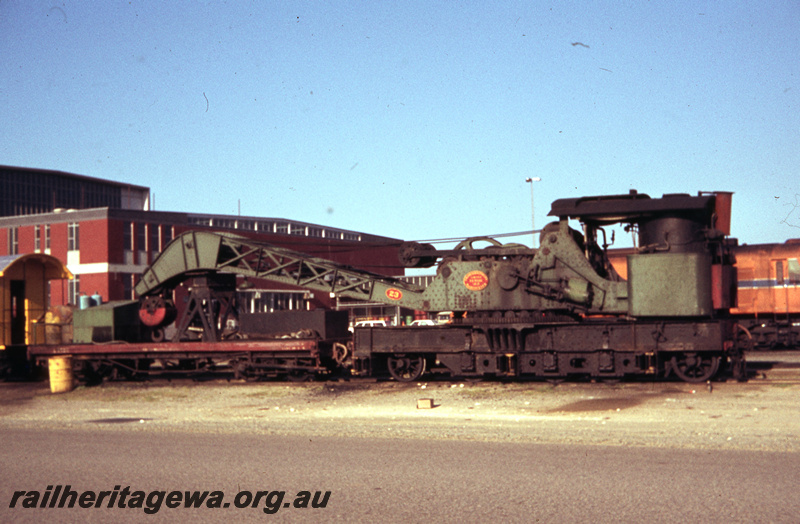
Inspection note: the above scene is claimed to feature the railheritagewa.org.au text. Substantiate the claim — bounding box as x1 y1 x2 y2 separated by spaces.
8 485 331 515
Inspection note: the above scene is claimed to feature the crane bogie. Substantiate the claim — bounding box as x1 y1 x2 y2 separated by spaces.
353 318 732 383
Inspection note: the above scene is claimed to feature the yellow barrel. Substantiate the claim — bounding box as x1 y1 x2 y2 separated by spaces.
48 356 74 394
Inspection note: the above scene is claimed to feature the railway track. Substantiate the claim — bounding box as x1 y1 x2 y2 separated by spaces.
22 351 800 387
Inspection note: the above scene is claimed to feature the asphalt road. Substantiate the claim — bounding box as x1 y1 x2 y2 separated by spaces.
1 426 798 523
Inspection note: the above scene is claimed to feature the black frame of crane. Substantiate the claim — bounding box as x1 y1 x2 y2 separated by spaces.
353 318 742 384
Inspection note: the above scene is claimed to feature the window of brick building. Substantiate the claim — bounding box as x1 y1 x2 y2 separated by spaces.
68 275 80 305
8 227 18 255
67 222 79 251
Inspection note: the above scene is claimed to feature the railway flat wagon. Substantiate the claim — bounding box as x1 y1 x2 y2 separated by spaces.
28 304 351 382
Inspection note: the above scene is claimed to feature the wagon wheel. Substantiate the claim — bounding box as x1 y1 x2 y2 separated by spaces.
286 370 314 382
232 360 249 380
149 327 165 343
670 353 720 383
79 360 110 386
387 354 426 382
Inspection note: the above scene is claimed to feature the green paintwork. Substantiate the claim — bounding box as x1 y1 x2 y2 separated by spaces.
134 221 630 315
134 191 731 320
627 253 712 316
73 300 141 343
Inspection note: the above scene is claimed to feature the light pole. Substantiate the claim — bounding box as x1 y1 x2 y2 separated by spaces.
525 177 541 247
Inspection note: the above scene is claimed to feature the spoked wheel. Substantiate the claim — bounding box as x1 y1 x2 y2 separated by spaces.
78 361 111 386
149 327 166 343
233 361 250 381
387 354 426 382
286 370 314 382
670 353 721 383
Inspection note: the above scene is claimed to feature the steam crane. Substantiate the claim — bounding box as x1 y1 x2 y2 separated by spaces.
135 190 745 383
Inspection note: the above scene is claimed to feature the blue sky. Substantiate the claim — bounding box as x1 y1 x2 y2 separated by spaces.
1 1 798 247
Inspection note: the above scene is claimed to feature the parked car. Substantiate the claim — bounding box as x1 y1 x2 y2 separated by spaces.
353 320 387 329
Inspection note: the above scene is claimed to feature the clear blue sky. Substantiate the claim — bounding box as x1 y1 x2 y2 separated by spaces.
1 1 798 247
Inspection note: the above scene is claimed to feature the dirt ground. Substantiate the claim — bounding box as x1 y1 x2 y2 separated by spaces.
1 364 799 452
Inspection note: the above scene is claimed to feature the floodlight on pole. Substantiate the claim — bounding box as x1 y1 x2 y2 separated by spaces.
525 177 542 247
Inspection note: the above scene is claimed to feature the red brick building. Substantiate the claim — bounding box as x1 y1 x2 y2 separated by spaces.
0 166 409 322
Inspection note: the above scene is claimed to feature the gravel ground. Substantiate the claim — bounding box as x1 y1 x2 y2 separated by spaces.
1 369 799 452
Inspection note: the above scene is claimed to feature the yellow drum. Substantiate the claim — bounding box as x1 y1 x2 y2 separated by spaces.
48 356 74 394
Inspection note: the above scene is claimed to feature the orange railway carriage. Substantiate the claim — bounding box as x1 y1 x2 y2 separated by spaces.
732 240 800 348
733 241 800 317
